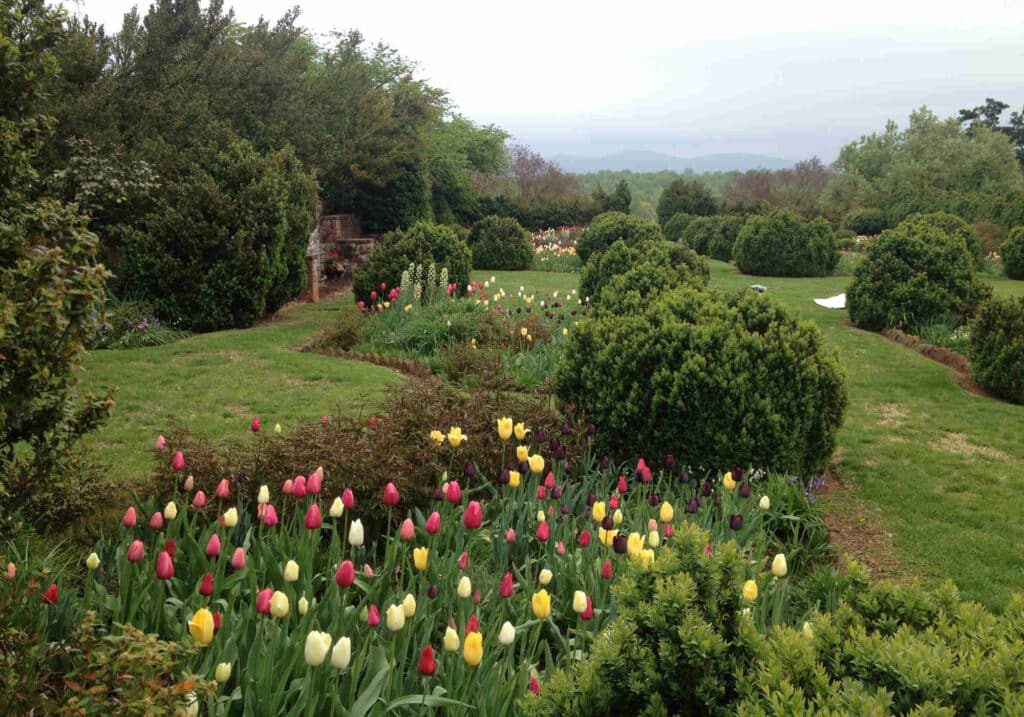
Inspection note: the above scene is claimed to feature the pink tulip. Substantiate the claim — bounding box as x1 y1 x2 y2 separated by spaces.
342 488 354 509
156 435 166 450
231 547 246 569
445 481 462 504
122 506 137 528
537 486 547 499
256 587 272 614
149 511 164 530
383 482 400 507
424 511 441 534
601 559 613 580
505 527 516 543
215 479 230 500
579 530 591 547
262 504 278 527
306 473 322 494
664 524 674 538
609 495 620 510
183 474 194 491
459 551 470 570
399 518 414 541
336 560 355 587
205 534 221 557
126 540 145 563
192 491 207 509
251 417 261 433
321 415 328 426
367 604 380 626
536 521 550 542
282 479 294 495
463 500 482 529
556 541 566 555
544 472 555 489
305 503 322 529
156 551 174 580
172 451 185 471
293 475 306 497
500 571 514 598
617 476 628 494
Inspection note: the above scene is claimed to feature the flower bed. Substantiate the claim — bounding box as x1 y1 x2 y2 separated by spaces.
531 227 583 272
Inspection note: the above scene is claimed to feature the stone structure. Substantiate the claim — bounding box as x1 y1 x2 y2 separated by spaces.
305 209 377 301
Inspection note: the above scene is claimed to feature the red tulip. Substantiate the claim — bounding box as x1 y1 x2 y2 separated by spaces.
342 488 355 509
500 571 514 598
578 530 591 547
380 282 387 291
609 495 619 510
256 587 272 614
463 500 482 529
505 527 516 543
367 604 380 626
216 478 230 500
399 518 414 541
466 614 479 633
262 504 278 527
305 503 322 529
123 506 137 528
149 511 164 530
383 482 400 506
473 588 482 604
446 481 462 504
617 476 628 494
544 472 555 489
529 677 541 696
336 560 355 587
251 417 261 432
537 486 547 499
664 524 673 538
581 595 594 620
425 511 441 534
371 290 378 301
636 457 652 483
293 475 306 497
231 547 246 569
164 538 176 557
212 611 222 630
601 559 613 580
536 521 549 542
192 490 207 508
306 472 322 494
172 451 185 471
126 540 145 563
42 583 58 605
199 572 214 596
458 551 469 570
156 550 174 580
418 646 436 676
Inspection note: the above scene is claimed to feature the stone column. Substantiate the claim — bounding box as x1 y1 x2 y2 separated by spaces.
306 256 319 303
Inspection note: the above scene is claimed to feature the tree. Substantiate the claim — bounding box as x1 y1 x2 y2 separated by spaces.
608 178 631 213
958 98 1024 170
656 178 717 224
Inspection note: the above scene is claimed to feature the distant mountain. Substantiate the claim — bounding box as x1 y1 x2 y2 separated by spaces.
550 150 794 174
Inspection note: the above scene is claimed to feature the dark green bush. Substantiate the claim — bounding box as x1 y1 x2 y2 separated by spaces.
467 215 532 270
843 207 886 235
1002 226 1024 279
847 220 990 331
575 211 663 265
662 212 694 242
656 178 718 225
901 211 982 266
733 210 839 277
556 286 847 475
969 297 1024 403
352 221 472 304
597 242 709 315
682 214 745 261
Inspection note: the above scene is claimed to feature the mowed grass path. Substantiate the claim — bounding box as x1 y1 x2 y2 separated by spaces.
78 298 402 486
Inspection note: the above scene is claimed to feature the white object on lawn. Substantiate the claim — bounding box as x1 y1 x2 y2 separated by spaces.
814 293 846 309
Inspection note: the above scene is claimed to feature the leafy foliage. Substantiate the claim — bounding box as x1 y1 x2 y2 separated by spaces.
733 209 839 277
576 211 664 265
556 287 848 476
969 297 1024 403
681 214 745 261
1001 226 1024 279
661 212 693 242
583 241 709 312
900 211 982 266
467 215 532 270
656 177 718 224
843 207 886 235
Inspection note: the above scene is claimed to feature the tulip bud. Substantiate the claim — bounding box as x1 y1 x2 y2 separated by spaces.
192 491 207 509
617 476 628 494
220 507 237 528
601 559 613 580
304 504 322 530
578 530 591 547
86 552 100 570
463 500 483 529
304 630 331 666
306 473 321 495
664 523 674 538
536 521 550 542
414 547 429 571
274 423 282 434
383 482 400 506
505 527 516 543
231 547 246 570
172 451 185 471
499 621 516 645
539 568 553 586
156 550 174 580
612 509 623 526
609 495 620 510
739 481 752 498
199 572 214 596
149 511 164 530
802 621 814 639
418 645 437 676
251 417 261 433
284 560 299 582
4 562 14 580
730 514 743 531
445 480 462 503
528 454 544 475
42 583 59 604
742 579 758 601
348 519 364 547
183 474 195 491
367 604 380 626
160 500 177 521
530 677 541 695
262 504 279 526
123 506 137 528
205 533 221 557
256 587 272 614
659 501 674 523
293 475 306 497
771 553 788 577
215 662 232 682
457 576 472 598
127 540 144 563
648 530 661 548
298 596 309 615
402 593 416 617
270 590 289 618
759 495 771 510
399 518 415 541
686 497 699 514
531 589 551 619
156 435 167 450
723 472 736 491
216 479 230 500
385 603 406 631
336 560 355 587
508 470 521 488
331 636 352 669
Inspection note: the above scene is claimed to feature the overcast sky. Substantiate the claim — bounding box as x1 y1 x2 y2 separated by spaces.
69 0 1024 162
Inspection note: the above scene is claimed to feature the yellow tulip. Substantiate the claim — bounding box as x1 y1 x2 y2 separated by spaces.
612 509 623 526
402 593 417 617
429 429 445 446
723 472 736 491
283 560 299 582
538 568 553 586
85 552 100 571
274 423 282 434
742 579 758 601
627 532 644 558
659 501 674 523
759 495 771 510
458 576 472 598
516 445 529 462
270 590 289 618
592 501 606 522
562 327 569 337
647 530 661 548
215 662 232 682
386 604 406 631
771 553 788 578
404 304 413 312
223 507 238 528
444 626 460 651
599 528 615 547
464 631 483 666
257 485 270 504
329 497 344 517
298 596 309 615
497 417 513 441
536 510 546 523
514 422 529 440
509 470 521 488
573 591 587 613
413 547 429 571
802 621 814 639
528 454 544 475
639 548 655 569
520 327 528 337
531 589 551 619
188 608 215 645
447 427 467 448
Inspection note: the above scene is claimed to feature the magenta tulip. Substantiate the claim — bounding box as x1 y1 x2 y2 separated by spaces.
383 482 400 506
424 511 441 534
336 560 355 587
172 451 185 471
205 533 221 557
463 500 482 529
126 539 145 563
262 504 278 526
342 488 354 509
156 550 174 580
149 511 164 530
192 490 207 508
305 503 322 529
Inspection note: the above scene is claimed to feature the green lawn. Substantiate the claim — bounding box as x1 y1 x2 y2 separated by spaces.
78 297 402 485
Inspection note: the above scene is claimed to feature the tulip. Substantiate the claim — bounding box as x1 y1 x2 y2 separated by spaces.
537 510 547 523
215 479 230 500
383 482 400 506
187 607 214 646
425 511 441 534
609 495 620 510
530 677 542 695
514 422 528 440
648 530 661 548
626 532 644 558
742 579 758 601
509 470 521 488
156 435 167 450
499 621 516 645
336 560 355 587
516 445 529 462
723 471 736 491
256 484 270 504
413 547 429 571
256 587 272 614
123 506 137 528
463 500 482 529
578 530 591 547
307 472 322 494
395 518 414 542
172 451 185 471
429 429 445 446
402 593 417 617
85 552 100 571
270 590 289 618
636 458 652 483
772 553 788 577
598 528 614 547
759 495 771 510
591 501 607 523
739 482 752 498
802 621 814 639
331 637 352 669
164 538 176 557
367 604 380 626
500 571 514 598
730 514 743 531
556 540 566 556
686 497 699 514
42 583 58 604
531 589 551 619
215 662 232 682
528 454 544 475
639 548 655 569
536 521 550 542
156 551 174 580
199 572 214 596
162 501 178 521
413 645 437 677
386 604 405 631
497 417 513 441
348 519 364 547
457 576 472 598
192 491 207 509
329 496 344 518
273 422 282 434
464 632 483 666
705 542 713 557
126 540 145 563
184 474 194 491
342 488 355 509
205 533 221 557
445 481 462 503
659 501 674 524
537 485 547 499
305 631 332 666
283 560 299 582
601 559 613 580
447 427 467 447
251 417 261 433
300 503 321 530
544 472 555 490
505 527 516 543
293 475 307 497
612 509 623 526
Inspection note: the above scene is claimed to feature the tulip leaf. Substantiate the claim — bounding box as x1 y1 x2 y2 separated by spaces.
385 695 471 711
348 648 390 717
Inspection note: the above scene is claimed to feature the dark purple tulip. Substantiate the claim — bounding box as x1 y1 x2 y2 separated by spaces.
235 472 249 483
586 423 597 436
678 470 690 483
554 445 566 461
432 487 444 501
686 498 700 514
518 461 529 475
560 422 573 436
586 492 597 506
648 492 660 507
663 455 677 470
739 482 752 498
599 455 611 470
729 514 743 531
602 516 614 531
464 461 476 478
612 535 628 554
428 584 438 599
701 482 713 497
497 468 510 485
733 467 745 482
552 485 563 499
536 430 547 443
560 503 569 515
549 437 560 452
713 495 722 507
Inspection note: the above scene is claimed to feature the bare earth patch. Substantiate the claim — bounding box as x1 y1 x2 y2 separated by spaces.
928 432 1011 461
870 402 908 428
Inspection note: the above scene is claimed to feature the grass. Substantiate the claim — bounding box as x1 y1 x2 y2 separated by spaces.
77 297 403 486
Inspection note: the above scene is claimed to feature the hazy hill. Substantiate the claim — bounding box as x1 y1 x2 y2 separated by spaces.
551 150 794 174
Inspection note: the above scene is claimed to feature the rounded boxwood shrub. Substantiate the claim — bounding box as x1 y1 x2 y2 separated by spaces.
466 215 532 270
901 211 982 266
579 240 707 305
843 207 886 235
847 221 988 331
596 242 709 315
575 211 663 265
681 214 745 261
352 221 471 304
732 209 839 277
556 286 848 475
969 297 1024 403
661 212 693 243
1002 226 1024 279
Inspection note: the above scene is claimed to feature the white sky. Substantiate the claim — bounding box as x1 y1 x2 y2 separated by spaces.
68 0 1024 161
